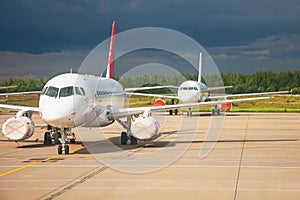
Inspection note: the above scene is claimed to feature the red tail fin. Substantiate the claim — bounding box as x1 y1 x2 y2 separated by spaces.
106 20 116 78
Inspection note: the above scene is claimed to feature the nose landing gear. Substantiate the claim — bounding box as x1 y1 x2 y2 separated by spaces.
58 144 69 155
57 128 73 155
42 126 75 155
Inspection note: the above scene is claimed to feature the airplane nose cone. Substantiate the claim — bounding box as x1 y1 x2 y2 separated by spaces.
39 96 82 128
41 103 76 127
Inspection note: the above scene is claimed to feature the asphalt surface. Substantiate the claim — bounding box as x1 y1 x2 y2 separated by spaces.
0 112 299 200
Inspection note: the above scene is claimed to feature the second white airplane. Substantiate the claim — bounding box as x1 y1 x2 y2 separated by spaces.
128 52 288 116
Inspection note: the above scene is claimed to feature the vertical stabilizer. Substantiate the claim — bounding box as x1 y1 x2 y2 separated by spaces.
198 52 202 83
106 20 116 78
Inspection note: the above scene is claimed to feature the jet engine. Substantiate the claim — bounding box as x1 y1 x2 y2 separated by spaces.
221 102 232 112
153 99 165 106
131 116 160 141
2 116 34 141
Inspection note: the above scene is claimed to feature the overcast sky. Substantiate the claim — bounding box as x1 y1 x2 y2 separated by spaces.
0 0 300 80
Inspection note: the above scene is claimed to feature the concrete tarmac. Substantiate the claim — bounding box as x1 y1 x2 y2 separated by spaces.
0 112 299 200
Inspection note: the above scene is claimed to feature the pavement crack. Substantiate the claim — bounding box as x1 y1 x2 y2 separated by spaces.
38 166 108 200
233 115 249 200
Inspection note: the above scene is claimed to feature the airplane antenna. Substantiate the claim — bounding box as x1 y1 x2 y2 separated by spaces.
198 52 202 83
70 68 73 74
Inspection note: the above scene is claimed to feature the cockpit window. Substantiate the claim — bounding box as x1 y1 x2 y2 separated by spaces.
59 86 74 97
75 87 81 95
41 87 48 95
75 87 85 96
80 87 85 95
45 86 59 97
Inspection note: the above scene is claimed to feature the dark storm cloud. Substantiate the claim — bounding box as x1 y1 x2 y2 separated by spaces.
0 0 300 77
1 0 300 53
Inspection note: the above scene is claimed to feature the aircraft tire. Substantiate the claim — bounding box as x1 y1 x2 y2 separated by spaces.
58 145 63 155
44 132 51 145
212 109 215 116
65 145 69 154
121 132 128 145
54 132 61 144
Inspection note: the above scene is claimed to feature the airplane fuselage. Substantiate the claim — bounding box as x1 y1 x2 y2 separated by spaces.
39 73 126 129
178 80 209 103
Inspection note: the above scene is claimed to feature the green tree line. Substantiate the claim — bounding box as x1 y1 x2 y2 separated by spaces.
0 78 47 92
1 71 299 94
119 70 300 94
222 71 300 94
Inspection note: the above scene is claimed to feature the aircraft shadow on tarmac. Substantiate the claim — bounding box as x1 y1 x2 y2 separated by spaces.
17 143 50 148
186 113 240 117
155 112 241 117
73 131 299 155
74 131 179 154
0 139 49 148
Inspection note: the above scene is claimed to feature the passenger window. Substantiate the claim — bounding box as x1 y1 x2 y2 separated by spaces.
45 86 59 97
59 86 74 97
194 87 198 91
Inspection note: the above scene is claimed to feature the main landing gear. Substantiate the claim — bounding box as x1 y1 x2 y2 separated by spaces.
43 126 76 155
120 132 138 145
43 126 62 145
117 117 138 145
212 104 221 116
187 107 192 117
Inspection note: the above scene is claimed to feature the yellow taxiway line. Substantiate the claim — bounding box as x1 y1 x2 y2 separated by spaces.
0 146 85 177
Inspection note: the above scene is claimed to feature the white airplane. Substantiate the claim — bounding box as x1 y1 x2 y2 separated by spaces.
128 52 288 116
0 21 276 154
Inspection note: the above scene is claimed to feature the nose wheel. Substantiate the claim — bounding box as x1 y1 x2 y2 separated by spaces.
58 144 69 155
57 128 71 155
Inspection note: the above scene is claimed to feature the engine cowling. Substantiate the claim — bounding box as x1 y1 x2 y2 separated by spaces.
153 99 166 106
131 116 160 141
2 116 35 141
221 102 232 112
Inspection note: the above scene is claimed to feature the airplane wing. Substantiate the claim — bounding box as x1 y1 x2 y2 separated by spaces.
110 96 272 119
125 85 177 92
126 85 234 92
0 104 40 112
0 91 41 96
126 92 179 99
0 86 17 90
126 90 288 105
208 86 233 91
208 90 290 100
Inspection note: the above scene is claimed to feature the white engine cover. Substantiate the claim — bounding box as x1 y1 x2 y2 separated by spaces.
2 117 34 141
131 116 160 141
